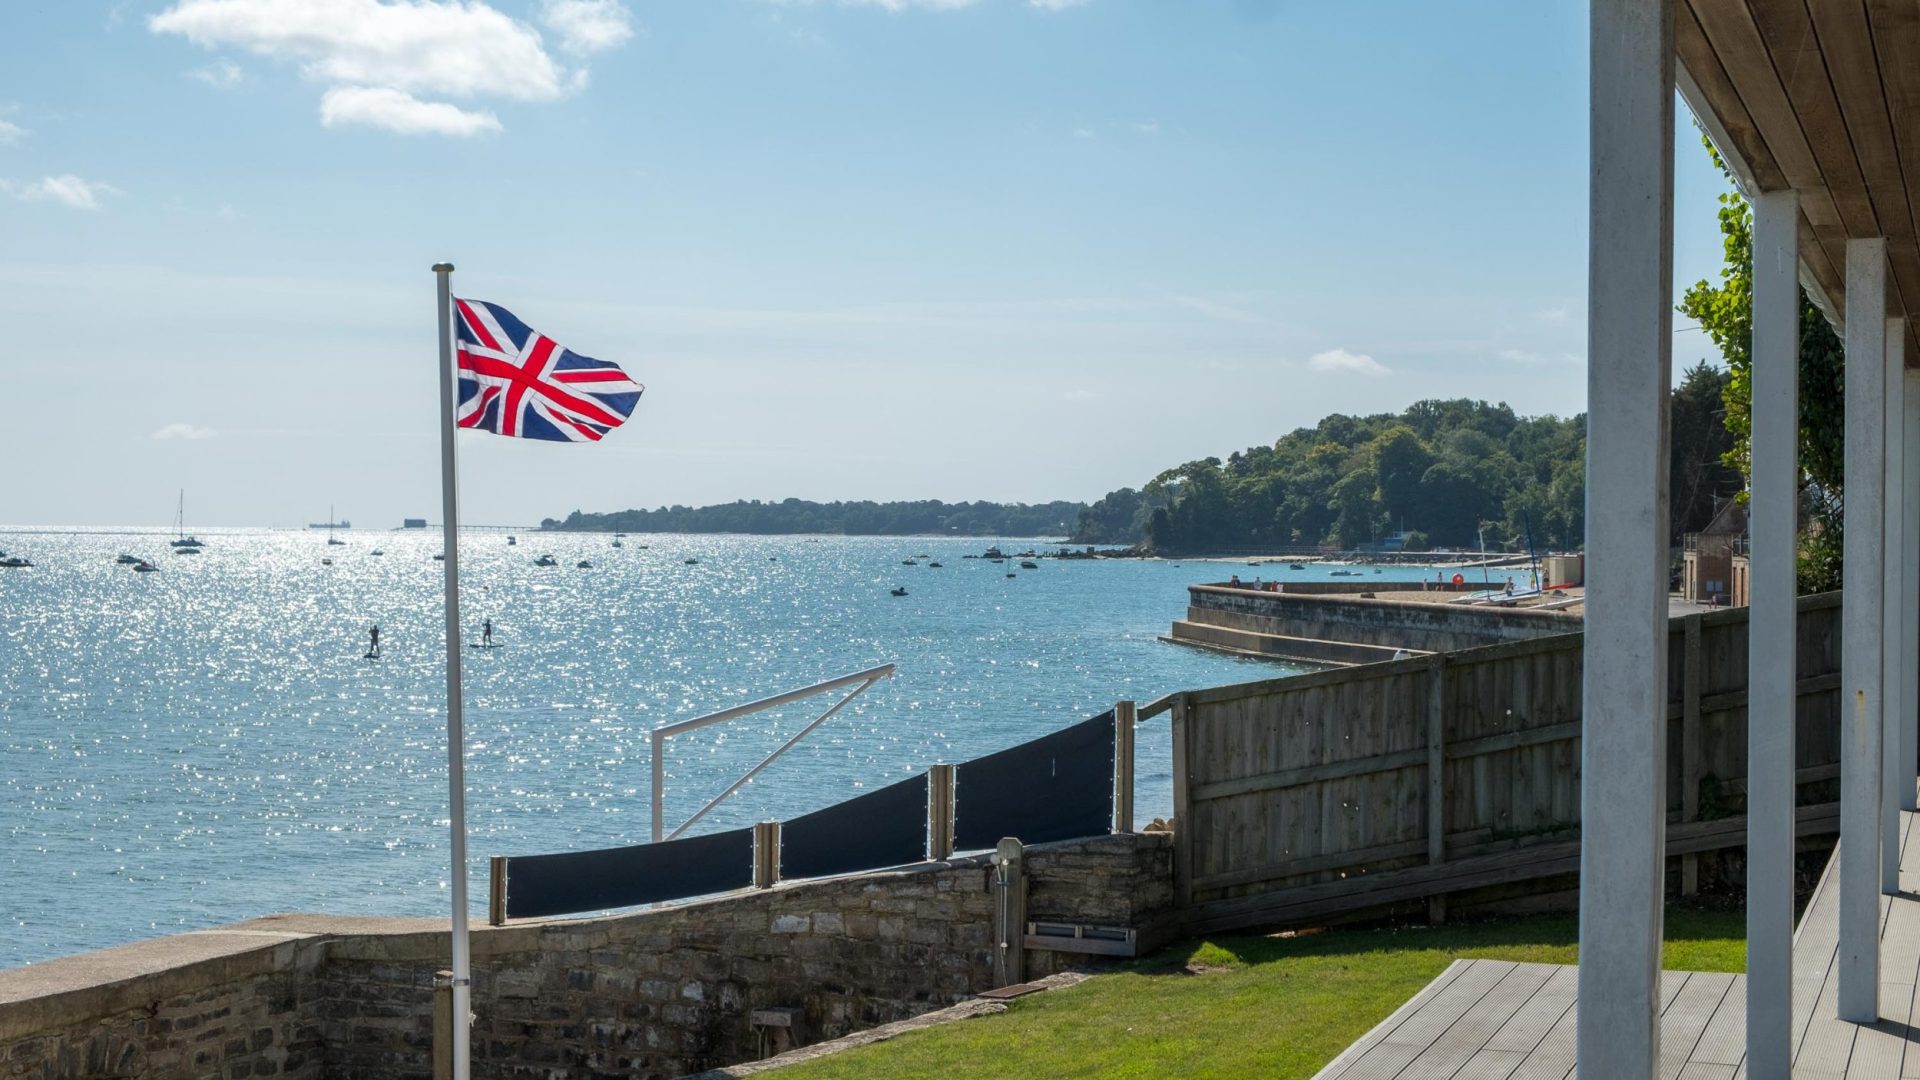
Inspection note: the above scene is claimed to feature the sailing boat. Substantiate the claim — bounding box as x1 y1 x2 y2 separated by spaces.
324 504 345 546
170 490 204 551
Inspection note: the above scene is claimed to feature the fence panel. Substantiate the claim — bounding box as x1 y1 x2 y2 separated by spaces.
1175 593 1844 931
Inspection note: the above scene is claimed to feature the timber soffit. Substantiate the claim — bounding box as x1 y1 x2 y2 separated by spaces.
1676 0 1920 366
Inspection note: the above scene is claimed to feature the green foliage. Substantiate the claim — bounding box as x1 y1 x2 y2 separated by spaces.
1670 361 1742 536
771 911 1748 1080
545 498 1085 537
1675 133 1847 592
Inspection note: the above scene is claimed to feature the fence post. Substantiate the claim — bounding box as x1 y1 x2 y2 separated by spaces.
1113 701 1136 833
753 820 782 889
992 837 1027 988
1682 614 1702 896
1171 693 1193 909
487 856 507 926
927 764 955 861
1427 656 1448 924
433 970 454 1080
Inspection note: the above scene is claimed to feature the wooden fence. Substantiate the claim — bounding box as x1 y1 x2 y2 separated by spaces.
1168 592 1844 935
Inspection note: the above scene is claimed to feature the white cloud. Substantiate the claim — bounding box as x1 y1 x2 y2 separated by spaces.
1132 119 1159 135
1498 348 1581 367
1031 0 1089 7
1070 126 1094 139
188 59 244 87
321 86 501 137
1 175 120 210
151 423 217 440
149 0 630 134
541 0 633 55
1307 348 1389 377
0 119 25 145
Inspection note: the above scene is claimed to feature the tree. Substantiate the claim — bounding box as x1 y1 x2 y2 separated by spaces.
1669 360 1741 538
1676 134 1847 591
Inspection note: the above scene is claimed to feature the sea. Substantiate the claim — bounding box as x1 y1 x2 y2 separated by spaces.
0 528 1428 970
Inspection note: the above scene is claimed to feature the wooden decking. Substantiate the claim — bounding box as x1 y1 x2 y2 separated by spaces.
1312 812 1920 1078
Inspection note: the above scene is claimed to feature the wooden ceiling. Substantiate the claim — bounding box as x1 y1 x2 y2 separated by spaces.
1676 0 1920 365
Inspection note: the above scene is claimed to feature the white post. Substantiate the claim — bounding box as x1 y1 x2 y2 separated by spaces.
1840 238 1888 1022
1885 317 1908 892
1905 358 1919 815
432 262 473 1079
1579 0 1672 1075
1746 188 1798 1078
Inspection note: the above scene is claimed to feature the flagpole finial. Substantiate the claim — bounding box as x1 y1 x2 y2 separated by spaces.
432 262 455 272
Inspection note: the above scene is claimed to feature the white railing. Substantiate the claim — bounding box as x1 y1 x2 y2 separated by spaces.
649 664 897 844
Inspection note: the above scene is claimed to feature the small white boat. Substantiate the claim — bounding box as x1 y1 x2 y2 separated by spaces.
115 553 141 564
132 560 159 573
0 556 32 568
370 549 384 556
576 560 593 569
533 554 559 567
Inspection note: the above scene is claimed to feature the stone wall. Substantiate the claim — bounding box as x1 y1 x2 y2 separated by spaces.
0 833 1172 1080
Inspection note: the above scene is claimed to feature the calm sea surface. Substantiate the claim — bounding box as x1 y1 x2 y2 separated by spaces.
0 528 1436 969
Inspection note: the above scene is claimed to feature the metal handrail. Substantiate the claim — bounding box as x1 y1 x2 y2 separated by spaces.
650 664 896 843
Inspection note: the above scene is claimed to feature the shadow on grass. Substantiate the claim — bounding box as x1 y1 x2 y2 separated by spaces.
1128 904 1747 977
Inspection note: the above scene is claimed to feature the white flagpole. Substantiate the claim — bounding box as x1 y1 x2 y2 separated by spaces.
431 262 473 1080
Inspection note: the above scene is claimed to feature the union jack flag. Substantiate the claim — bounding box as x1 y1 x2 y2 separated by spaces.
453 298 644 442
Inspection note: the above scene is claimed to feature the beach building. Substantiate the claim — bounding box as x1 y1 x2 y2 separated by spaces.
1318 3 1920 1076
1680 499 1747 605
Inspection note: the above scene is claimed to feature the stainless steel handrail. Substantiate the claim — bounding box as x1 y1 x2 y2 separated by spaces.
649 664 897 843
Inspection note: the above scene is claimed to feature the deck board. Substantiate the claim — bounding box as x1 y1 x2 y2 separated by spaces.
1312 810 1920 1078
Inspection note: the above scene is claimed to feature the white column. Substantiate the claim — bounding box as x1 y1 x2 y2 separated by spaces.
1840 237 1888 1022
1905 357 1919 815
1746 188 1799 1078
1886 318 1908 892
1579 1 1672 1075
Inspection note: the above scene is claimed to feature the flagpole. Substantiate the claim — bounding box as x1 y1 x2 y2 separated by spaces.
432 262 473 1080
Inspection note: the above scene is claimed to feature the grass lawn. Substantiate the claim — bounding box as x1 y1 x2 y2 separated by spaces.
771 908 1748 1080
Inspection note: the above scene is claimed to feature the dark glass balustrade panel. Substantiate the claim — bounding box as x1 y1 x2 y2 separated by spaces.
503 826 755 919
782 772 931 880
954 711 1115 851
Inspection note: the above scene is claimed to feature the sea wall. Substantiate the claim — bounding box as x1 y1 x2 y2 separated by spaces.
1232 579 1480 596
1177 584 1579 659
0 833 1172 1080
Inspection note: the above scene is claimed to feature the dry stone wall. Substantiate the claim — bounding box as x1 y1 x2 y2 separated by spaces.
0 833 1172 1080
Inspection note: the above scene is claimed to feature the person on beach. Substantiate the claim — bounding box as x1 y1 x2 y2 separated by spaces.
482 618 493 647
368 625 381 658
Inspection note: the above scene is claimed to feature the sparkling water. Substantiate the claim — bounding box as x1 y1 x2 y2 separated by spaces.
0 529 1363 969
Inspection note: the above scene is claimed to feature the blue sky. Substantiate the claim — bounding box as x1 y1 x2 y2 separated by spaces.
1 0 1733 528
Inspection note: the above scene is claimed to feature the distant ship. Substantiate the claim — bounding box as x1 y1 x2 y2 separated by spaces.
308 518 351 530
